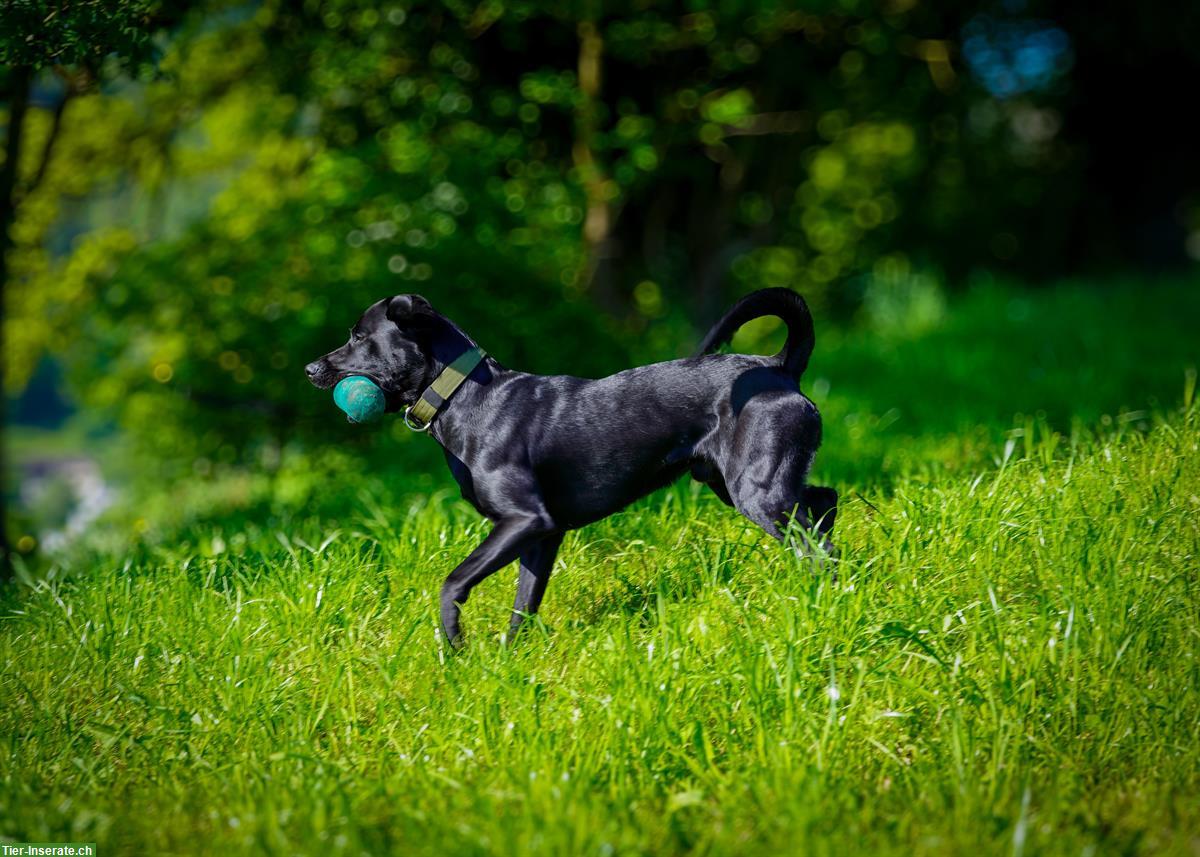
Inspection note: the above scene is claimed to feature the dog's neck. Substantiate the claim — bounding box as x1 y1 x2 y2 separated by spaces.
415 326 505 449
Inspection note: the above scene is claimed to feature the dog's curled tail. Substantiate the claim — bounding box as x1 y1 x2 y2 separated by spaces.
694 288 815 379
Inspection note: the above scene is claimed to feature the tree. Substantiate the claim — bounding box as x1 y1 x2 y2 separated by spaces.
1 0 184 575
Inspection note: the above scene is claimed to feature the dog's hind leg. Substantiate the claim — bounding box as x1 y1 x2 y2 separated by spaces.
804 485 838 553
728 464 837 565
725 444 809 540
508 532 564 641
735 495 804 542
738 494 837 575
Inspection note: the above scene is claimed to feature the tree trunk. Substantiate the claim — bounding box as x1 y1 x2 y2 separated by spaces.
573 19 622 313
1 65 34 580
1 65 32 287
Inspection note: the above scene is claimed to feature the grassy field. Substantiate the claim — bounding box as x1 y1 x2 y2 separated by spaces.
2 278 1199 855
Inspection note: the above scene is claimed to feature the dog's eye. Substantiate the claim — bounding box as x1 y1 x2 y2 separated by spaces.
350 329 363 343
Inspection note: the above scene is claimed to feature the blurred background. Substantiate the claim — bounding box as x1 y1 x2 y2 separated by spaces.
2 0 1198 575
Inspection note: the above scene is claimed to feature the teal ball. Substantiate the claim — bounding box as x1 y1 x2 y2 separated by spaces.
333 376 386 424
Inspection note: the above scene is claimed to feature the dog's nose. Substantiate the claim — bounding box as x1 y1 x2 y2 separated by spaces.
304 360 322 379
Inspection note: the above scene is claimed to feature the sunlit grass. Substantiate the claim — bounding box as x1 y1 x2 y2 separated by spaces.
2 397 1198 855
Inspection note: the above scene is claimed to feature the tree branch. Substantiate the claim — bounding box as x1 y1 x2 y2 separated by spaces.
719 111 812 138
25 78 76 196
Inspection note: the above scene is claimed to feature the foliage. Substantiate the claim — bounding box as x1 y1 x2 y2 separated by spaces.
4 0 1113 473
2 397 1198 854
0 1 170 69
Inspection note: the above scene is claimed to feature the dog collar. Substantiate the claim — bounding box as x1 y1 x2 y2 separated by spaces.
404 346 487 432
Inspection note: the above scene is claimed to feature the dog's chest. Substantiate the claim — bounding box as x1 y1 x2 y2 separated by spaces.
443 451 483 513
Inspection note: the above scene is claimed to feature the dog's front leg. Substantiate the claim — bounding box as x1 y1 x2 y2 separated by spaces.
508 532 565 642
804 486 839 555
440 514 555 647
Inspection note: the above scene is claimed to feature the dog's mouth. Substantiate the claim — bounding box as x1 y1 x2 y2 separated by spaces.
305 367 341 391
308 366 408 412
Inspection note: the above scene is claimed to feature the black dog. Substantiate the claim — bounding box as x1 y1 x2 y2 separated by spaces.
306 288 837 645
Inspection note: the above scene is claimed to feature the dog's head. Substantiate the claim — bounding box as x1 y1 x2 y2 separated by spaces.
304 294 460 410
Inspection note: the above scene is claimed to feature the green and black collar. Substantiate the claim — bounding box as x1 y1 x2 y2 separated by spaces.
403 346 487 432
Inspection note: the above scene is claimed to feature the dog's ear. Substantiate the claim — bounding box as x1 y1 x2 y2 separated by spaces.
386 294 435 325
385 293 473 360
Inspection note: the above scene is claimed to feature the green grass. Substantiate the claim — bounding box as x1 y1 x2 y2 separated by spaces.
805 275 1200 485
2 405 1198 855
2 277 1199 855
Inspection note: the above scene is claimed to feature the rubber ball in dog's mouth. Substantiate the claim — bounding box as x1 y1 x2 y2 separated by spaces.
333 375 385 423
